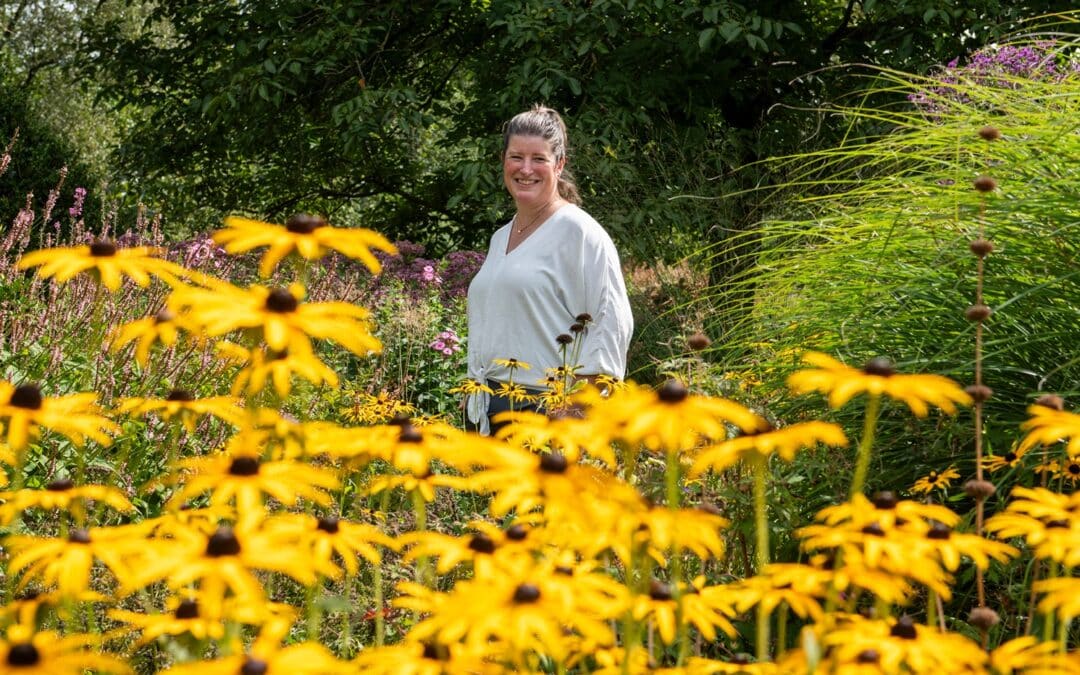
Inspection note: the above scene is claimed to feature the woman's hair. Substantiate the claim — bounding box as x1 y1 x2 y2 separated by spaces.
502 105 582 205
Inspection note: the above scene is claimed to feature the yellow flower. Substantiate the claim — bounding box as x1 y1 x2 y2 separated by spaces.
0 382 118 452
0 623 131 675
493 408 617 465
911 465 960 495
218 341 339 398
985 487 1080 565
17 239 188 291
107 594 289 644
1033 577 1080 623
817 614 987 673
352 641 501 674
984 445 1028 473
163 621 354 674
689 420 848 474
6 526 150 597
116 388 245 433
169 281 381 355
787 352 972 417
447 378 494 397
1018 402 1080 457
0 479 132 524
109 307 186 367
167 451 339 523
492 357 532 370
262 513 393 578
586 380 767 453
340 390 415 425
990 636 1071 675
632 577 737 645
212 214 397 277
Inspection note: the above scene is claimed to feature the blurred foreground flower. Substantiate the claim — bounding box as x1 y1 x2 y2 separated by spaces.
788 352 972 417
0 382 118 452
213 214 397 277
17 239 188 291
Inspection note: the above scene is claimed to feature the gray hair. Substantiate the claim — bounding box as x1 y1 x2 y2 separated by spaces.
502 105 581 205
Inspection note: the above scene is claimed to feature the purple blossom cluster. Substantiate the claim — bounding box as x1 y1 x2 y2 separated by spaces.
910 41 1080 115
69 187 87 220
367 241 485 302
429 329 462 357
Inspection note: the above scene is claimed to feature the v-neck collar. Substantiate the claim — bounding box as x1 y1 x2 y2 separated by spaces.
504 203 571 255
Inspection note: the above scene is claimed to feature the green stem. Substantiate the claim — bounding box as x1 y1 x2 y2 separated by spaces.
927 588 939 629
664 449 688 665
306 577 323 641
1044 562 1058 644
850 394 882 499
751 451 770 661
375 490 390 647
411 488 431 587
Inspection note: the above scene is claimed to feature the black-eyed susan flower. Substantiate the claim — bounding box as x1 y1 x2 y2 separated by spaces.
263 513 393 578
107 594 289 644
989 635 1068 675
589 380 767 453
1032 577 1080 623
116 389 245 433
162 623 354 674
0 623 131 675
632 577 737 645
1018 402 1080 457
351 640 500 675
129 525 317 615
689 421 848 474
447 378 494 397
787 352 972 417
817 614 987 673
984 446 1028 473
167 451 339 522
340 390 414 425
17 239 188 291
5 526 149 597
0 479 132 525
985 487 1080 565
493 408 617 465
169 281 381 356
109 308 187 367
218 340 339 399
911 465 960 495
0 382 118 452
212 214 397 278
717 566 828 623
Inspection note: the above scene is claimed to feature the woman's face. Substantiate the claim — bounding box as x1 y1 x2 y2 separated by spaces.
503 135 565 210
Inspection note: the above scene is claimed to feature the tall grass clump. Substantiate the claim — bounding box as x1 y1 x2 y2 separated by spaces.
696 30 1080 498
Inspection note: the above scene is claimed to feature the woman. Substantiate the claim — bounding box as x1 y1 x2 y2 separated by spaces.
465 105 634 435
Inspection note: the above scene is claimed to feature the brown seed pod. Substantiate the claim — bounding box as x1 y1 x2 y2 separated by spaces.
1035 394 1065 411
965 384 993 403
963 479 997 500
968 606 1001 630
687 332 711 351
973 176 998 193
978 126 1002 141
969 238 994 257
965 304 992 322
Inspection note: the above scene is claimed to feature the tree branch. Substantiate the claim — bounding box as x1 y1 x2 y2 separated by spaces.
821 0 860 60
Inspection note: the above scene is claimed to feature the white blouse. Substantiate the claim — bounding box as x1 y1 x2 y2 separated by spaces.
466 204 634 433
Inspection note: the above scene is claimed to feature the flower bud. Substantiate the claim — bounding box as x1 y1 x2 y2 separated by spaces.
965 304 992 322
687 332 711 351
965 384 993 403
969 239 994 257
968 606 1000 630
963 479 996 500
973 176 997 193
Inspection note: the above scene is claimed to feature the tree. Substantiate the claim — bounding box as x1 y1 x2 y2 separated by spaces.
84 1 1078 252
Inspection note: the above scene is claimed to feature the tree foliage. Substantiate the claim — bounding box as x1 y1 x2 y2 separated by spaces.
84 1 1078 251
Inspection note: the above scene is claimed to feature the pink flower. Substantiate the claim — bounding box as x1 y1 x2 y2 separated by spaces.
442 348 454 356
431 340 446 351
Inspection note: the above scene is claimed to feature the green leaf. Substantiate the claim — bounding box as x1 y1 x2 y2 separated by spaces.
567 77 582 96
718 20 741 43
698 27 716 50
263 58 276 74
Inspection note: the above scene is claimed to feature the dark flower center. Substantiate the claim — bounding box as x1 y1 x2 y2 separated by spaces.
872 491 898 509
575 313 593 323
265 288 298 313
861 522 886 537
240 658 269 675
166 389 195 402
285 214 325 234
10 384 43 410
175 599 200 619
6 643 40 666
206 528 241 557
730 654 750 665
1004 452 1017 463
46 478 75 491
890 615 917 640
863 357 895 376
570 322 584 333
555 333 573 345
1047 519 1070 529
657 379 688 403
317 516 340 534
505 524 528 541
89 239 117 257
398 423 423 444
539 452 568 474
554 565 574 576
155 308 175 323
68 528 91 544
927 522 952 540
421 642 450 661
857 649 880 664
512 583 541 604
468 533 496 554
649 579 673 601
228 456 260 476
1069 463 1080 475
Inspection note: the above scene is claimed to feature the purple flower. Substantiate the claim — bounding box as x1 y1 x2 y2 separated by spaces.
68 187 87 219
